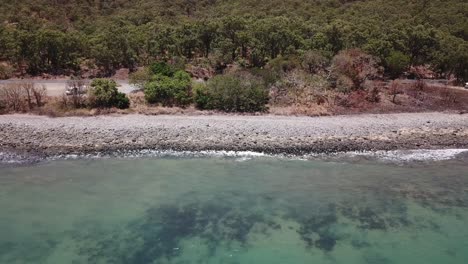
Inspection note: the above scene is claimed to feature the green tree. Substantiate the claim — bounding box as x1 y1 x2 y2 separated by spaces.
175 23 200 58
405 25 438 65
196 21 219 57
219 17 248 61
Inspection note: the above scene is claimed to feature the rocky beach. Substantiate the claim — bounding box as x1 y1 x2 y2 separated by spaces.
0 112 467 161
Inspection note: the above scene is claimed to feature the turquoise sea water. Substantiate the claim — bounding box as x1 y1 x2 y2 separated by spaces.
0 154 468 264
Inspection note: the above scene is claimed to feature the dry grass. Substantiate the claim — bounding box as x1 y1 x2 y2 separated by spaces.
269 105 332 116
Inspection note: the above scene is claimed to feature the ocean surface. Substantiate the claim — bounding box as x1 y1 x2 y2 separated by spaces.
0 150 468 264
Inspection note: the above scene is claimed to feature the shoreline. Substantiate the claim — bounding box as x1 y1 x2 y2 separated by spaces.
1 112 467 161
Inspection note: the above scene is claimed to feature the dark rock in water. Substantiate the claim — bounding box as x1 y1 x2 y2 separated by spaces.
315 235 337 252
296 212 339 252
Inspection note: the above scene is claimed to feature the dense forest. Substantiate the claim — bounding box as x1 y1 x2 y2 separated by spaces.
0 0 467 82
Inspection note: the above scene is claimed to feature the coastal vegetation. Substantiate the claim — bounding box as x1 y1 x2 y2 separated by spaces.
194 73 269 112
0 0 467 115
88 79 130 109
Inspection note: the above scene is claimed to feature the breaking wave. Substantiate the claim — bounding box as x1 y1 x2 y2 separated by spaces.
336 149 468 162
2 148 468 166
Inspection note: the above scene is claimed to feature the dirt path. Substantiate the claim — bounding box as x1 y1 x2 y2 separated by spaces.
0 79 137 96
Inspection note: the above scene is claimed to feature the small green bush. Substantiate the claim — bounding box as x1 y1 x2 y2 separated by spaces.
144 70 192 107
385 51 410 79
149 62 174 77
194 73 269 112
266 55 301 74
89 79 130 109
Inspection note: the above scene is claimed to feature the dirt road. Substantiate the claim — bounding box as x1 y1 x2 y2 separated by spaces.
0 79 138 96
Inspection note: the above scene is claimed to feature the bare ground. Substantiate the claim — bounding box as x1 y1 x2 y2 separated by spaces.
0 112 467 160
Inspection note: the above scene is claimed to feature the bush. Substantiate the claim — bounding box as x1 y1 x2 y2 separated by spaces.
266 55 301 74
0 83 48 112
0 64 14 80
389 80 403 104
385 51 410 79
149 62 174 77
270 70 330 106
194 73 269 112
129 67 152 90
331 49 381 90
333 74 354 93
89 79 130 109
144 70 192 107
301 50 330 74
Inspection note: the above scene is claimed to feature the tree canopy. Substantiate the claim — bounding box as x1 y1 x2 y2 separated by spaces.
0 0 466 81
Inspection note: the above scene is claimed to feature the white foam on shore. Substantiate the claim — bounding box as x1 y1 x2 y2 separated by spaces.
341 149 468 162
49 149 272 161
3 149 468 165
0 152 33 164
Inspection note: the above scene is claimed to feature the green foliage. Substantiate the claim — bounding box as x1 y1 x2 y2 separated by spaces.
266 55 301 74
301 50 330 74
149 62 174 77
194 73 269 112
144 70 192 106
0 0 466 82
89 79 130 109
385 51 410 79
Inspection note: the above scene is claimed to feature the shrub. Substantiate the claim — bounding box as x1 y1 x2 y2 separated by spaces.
129 67 152 90
301 50 330 74
266 55 301 74
249 68 281 87
0 64 14 80
149 62 174 77
89 79 130 109
389 80 403 104
334 74 354 93
331 49 381 90
270 70 330 106
385 51 410 79
194 73 269 112
365 85 381 103
0 82 48 112
144 70 192 107
192 82 210 108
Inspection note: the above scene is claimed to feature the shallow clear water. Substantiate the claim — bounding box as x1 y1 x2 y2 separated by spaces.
0 155 468 264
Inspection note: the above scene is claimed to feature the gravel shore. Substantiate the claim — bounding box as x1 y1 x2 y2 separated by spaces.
1 112 468 159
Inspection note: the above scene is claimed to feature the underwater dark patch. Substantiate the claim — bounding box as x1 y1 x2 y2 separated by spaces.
351 239 371 249
338 199 412 231
296 212 339 252
73 200 280 263
357 207 387 230
0 242 16 258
